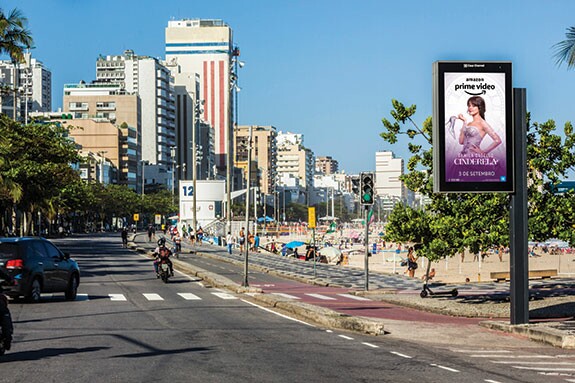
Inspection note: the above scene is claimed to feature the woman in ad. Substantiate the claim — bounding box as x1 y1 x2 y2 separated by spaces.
456 96 501 155
445 95 505 183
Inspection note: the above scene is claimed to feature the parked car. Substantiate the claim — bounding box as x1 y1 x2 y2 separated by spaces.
0 237 80 302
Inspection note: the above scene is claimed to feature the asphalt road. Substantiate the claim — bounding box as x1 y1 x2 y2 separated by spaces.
0 233 571 383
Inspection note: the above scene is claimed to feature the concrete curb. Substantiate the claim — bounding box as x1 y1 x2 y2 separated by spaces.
480 321 575 349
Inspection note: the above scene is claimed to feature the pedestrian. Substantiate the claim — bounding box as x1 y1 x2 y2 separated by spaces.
254 232 260 252
239 227 245 252
196 226 204 245
121 227 128 248
406 246 418 278
281 243 287 257
174 231 182 252
147 225 154 242
226 232 234 254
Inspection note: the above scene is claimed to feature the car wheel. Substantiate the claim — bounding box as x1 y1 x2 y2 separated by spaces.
27 279 42 303
65 274 78 301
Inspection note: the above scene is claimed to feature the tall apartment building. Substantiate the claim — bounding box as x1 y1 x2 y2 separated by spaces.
315 156 338 175
95 50 176 168
0 53 51 119
375 151 405 203
165 19 235 172
235 125 277 194
276 131 314 202
62 82 141 191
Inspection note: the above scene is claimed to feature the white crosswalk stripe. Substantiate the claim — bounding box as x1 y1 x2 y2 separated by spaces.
178 293 202 300
305 293 336 300
212 292 238 300
143 293 164 301
271 293 301 300
109 294 127 301
337 293 371 301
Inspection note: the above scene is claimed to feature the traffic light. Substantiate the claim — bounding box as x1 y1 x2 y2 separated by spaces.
360 172 375 206
351 177 360 195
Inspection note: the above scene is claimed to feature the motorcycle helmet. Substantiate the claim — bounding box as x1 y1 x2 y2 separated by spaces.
157 237 166 246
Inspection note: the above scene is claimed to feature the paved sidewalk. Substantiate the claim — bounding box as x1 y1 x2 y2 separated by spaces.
131 234 575 349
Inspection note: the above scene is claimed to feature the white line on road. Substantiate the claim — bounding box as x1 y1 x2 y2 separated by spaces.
337 294 371 301
326 330 333 333
338 335 354 340
513 366 575 371
430 364 460 373
492 361 574 365
76 293 89 301
271 293 301 300
109 294 127 301
305 293 337 300
390 351 412 359
452 349 511 353
362 342 379 348
212 292 238 300
485 380 503 383
241 299 316 327
143 293 163 301
470 354 555 358
177 293 202 300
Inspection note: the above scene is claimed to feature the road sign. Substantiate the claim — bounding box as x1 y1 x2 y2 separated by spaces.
308 207 316 229
133 213 139 221
372 243 377 255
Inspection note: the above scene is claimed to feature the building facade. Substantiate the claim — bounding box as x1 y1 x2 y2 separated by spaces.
165 19 234 172
62 83 141 191
235 125 277 195
0 53 51 121
95 50 176 169
315 156 338 175
375 150 405 208
276 131 314 203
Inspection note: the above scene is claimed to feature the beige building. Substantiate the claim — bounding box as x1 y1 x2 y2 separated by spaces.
316 156 338 174
235 125 277 194
375 150 405 203
63 83 141 191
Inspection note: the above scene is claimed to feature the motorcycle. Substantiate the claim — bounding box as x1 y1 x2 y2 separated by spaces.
0 281 14 355
157 258 171 283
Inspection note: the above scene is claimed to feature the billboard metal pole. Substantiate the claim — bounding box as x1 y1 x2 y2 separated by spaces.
510 88 529 325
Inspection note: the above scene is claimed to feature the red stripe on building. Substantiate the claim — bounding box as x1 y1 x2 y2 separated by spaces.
218 60 225 162
210 61 215 130
203 61 208 121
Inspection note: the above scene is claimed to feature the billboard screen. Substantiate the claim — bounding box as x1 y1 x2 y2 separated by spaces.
433 61 513 193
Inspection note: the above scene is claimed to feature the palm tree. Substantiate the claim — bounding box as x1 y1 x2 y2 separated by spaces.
553 26 575 69
0 8 33 119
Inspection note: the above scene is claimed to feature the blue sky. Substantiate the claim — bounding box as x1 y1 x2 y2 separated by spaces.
4 0 575 174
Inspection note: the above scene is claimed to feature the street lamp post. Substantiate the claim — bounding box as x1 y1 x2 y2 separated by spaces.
229 50 244 235
193 99 203 233
243 125 253 287
140 160 146 197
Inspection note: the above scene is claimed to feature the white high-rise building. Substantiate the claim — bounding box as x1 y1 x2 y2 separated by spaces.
165 19 235 172
0 53 51 120
96 50 176 167
276 131 314 203
375 151 405 203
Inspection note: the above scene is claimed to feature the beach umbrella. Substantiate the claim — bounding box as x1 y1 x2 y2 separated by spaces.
285 241 305 249
318 247 342 258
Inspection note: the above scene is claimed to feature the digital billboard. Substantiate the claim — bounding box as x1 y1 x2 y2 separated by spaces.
433 61 513 193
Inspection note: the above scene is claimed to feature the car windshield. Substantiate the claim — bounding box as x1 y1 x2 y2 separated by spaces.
0 243 19 260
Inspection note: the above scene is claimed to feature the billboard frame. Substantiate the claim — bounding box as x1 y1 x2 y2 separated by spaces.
432 61 514 193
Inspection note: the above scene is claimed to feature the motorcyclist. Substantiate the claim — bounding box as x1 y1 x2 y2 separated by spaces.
0 268 14 351
153 237 174 277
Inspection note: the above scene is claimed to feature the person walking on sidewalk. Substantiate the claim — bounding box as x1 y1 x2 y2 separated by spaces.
121 227 128 248
226 232 234 254
239 227 245 252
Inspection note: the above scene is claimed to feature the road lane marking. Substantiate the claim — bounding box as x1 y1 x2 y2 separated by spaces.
485 380 503 383
390 351 412 359
212 292 237 300
109 294 127 301
452 349 511 353
241 299 315 327
492 361 574 365
143 293 163 301
76 293 89 301
178 293 201 300
271 293 301 300
337 294 371 301
305 293 337 300
362 342 379 348
430 364 460 373
470 354 555 358
338 335 354 340
513 366 575 371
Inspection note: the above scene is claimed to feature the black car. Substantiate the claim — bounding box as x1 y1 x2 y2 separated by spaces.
0 237 80 302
